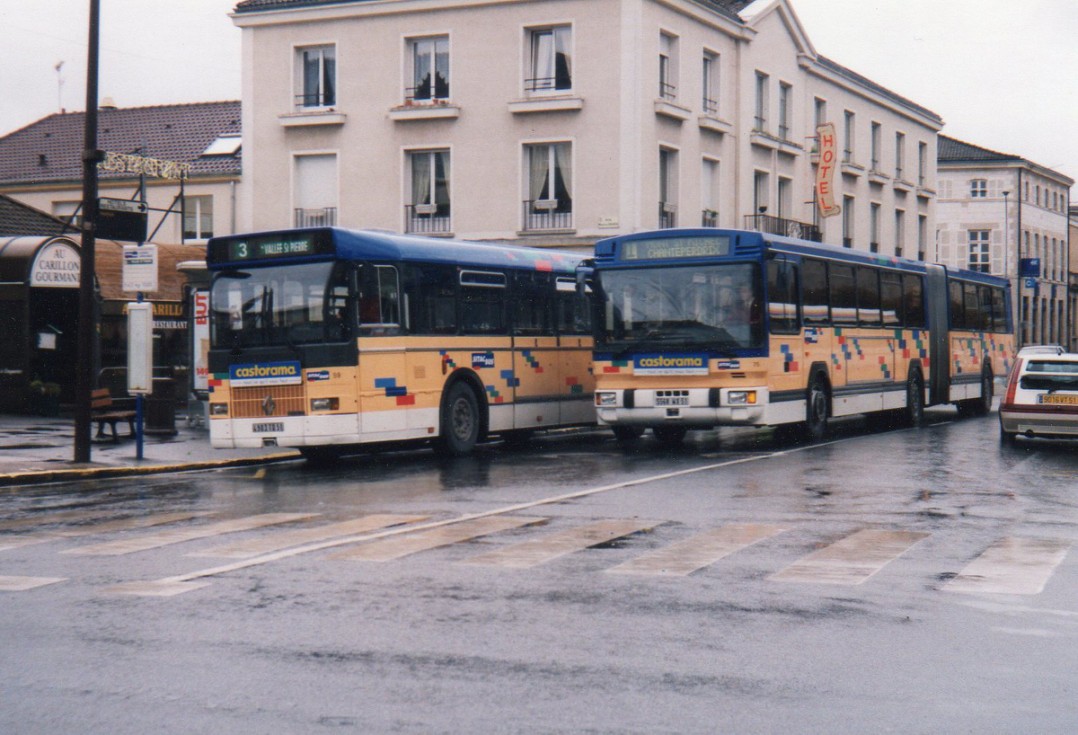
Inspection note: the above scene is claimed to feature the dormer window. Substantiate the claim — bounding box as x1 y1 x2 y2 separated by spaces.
202 135 242 157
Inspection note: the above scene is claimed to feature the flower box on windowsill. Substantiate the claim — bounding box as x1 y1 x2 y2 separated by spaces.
413 204 439 215
533 199 559 211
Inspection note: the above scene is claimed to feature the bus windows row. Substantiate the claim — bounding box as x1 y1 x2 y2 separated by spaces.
766 257 926 333
948 279 1008 332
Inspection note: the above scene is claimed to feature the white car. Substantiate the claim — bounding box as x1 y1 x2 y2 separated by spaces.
999 353 1078 443
1016 344 1066 357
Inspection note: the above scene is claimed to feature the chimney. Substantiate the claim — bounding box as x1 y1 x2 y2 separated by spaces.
100 96 117 110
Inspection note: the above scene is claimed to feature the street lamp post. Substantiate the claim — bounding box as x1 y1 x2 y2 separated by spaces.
1003 190 1011 335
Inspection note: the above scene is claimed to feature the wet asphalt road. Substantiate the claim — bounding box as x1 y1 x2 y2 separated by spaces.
1 408 1076 733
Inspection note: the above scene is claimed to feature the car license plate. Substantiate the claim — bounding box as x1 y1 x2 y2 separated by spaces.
1039 394 1078 406
253 422 284 433
655 396 689 407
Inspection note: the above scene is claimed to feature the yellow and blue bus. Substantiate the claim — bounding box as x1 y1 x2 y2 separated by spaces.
583 228 1014 443
205 227 594 458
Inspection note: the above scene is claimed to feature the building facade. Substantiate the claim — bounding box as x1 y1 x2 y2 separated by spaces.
232 0 942 255
936 135 1073 347
0 101 243 248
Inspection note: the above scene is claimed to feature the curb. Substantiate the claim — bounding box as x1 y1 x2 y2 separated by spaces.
0 451 301 489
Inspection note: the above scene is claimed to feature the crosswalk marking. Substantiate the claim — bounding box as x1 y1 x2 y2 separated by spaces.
62 513 317 556
770 529 929 585
462 519 658 569
189 514 430 558
607 523 787 576
945 537 1072 595
0 575 66 591
330 516 543 561
0 512 212 553
0 508 118 532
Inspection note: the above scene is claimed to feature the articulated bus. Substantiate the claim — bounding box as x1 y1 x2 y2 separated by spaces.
583 228 1014 443
205 227 594 458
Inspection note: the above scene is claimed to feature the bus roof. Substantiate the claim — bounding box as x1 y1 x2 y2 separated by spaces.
593 227 1008 288
207 227 585 274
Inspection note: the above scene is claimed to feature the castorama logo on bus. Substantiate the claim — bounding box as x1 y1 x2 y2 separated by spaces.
229 361 302 387
632 354 709 376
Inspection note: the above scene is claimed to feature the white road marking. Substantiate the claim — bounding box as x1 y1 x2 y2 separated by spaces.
65 513 316 556
607 523 787 576
332 516 543 561
0 575 66 591
1 512 212 552
945 537 1071 595
189 514 429 558
771 529 929 585
105 443 830 596
462 519 658 568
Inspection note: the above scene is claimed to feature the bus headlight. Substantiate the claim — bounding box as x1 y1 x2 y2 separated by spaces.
310 397 339 412
726 391 757 406
596 392 617 407
209 403 229 416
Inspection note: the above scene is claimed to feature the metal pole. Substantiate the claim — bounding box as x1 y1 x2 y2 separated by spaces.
74 0 101 463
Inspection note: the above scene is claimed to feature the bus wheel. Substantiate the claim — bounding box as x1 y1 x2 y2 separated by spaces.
804 375 830 442
436 382 480 457
612 426 644 443
653 425 688 445
904 372 925 428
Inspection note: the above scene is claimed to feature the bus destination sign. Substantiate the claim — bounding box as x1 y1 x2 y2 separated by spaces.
209 230 332 265
621 236 731 261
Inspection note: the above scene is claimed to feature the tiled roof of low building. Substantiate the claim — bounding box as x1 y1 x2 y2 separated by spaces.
0 101 242 187
938 135 1021 163
0 194 73 237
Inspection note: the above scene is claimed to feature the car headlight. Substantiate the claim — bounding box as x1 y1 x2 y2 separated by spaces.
596 392 617 407
727 391 757 406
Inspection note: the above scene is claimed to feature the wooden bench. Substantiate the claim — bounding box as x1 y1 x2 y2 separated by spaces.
92 388 136 441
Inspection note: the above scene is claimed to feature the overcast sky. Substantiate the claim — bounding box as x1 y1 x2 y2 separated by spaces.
2 0 1075 187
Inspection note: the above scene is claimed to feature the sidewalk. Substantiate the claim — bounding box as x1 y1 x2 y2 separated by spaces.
0 413 299 488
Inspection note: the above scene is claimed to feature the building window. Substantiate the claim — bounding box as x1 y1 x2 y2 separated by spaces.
659 33 678 100
408 36 449 102
870 203 880 252
183 196 213 241
814 97 827 128
753 170 769 216
659 148 678 227
524 142 572 231
870 122 881 170
917 142 927 187
527 26 572 93
294 153 338 227
296 45 336 108
702 52 719 114
894 132 905 180
894 209 905 257
754 72 769 131
406 150 450 234
701 158 719 226
968 230 990 272
969 179 987 198
842 196 854 247
917 215 927 261
777 177 792 221
778 82 791 140
843 110 855 163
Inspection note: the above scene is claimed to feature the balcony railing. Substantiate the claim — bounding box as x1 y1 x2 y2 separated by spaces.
294 207 337 228
743 213 821 242
522 200 572 231
659 202 677 229
405 204 451 234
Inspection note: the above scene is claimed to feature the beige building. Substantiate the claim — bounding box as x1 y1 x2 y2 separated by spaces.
936 135 1072 347
232 0 942 254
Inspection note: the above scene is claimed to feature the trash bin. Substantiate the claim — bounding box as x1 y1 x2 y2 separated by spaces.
144 377 177 435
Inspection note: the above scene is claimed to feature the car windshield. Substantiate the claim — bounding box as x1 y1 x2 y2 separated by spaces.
210 262 350 348
1020 360 1078 392
594 263 764 354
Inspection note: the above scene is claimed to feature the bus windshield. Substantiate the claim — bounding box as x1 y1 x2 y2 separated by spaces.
210 261 350 348
595 263 764 353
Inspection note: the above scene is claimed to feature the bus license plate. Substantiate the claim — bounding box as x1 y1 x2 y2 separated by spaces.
253 422 284 433
1039 394 1078 406
655 396 689 407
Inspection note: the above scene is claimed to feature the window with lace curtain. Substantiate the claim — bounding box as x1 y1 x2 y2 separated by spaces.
523 142 572 231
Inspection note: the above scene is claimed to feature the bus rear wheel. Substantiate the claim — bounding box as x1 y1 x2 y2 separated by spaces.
804 375 830 442
904 372 925 428
436 382 480 457
958 370 993 418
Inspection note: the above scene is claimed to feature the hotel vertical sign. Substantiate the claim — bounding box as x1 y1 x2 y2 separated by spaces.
815 123 841 218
